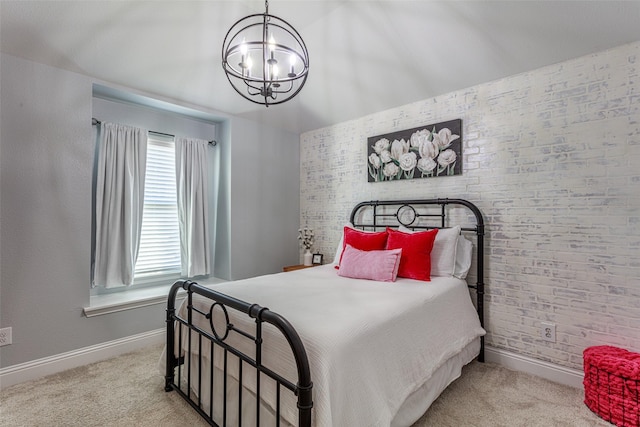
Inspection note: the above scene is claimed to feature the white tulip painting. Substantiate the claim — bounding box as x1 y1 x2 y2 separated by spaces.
367 119 462 182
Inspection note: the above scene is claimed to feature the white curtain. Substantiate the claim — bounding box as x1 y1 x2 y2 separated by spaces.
93 122 148 288
175 137 211 277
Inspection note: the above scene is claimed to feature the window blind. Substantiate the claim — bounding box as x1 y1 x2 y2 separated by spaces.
134 135 182 280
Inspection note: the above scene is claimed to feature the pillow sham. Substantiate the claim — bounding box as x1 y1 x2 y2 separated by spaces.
386 227 438 281
333 224 389 266
454 235 473 279
399 225 460 277
333 224 408 266
337 226 389 265
337 245 402 282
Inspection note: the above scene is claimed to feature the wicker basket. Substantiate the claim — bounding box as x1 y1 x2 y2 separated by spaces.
584 346 640 427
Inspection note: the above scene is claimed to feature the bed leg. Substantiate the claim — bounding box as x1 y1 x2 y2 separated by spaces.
165 281 185 392
164 377 174 392
165 311 176 392
477 280 485 363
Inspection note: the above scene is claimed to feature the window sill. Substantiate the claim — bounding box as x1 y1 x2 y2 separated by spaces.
83 277 228 318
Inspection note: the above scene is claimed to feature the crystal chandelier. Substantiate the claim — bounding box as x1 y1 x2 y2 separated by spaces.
221 1 310 107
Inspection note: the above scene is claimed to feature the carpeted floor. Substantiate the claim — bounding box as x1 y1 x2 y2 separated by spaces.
0 344 611 426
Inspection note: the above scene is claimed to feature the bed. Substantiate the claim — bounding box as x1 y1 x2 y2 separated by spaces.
163 198 486 426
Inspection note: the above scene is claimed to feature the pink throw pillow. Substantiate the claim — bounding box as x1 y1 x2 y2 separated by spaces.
386 227 438 281
337 245 402 282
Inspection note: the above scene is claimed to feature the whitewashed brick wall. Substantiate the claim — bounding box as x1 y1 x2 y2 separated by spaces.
300 41 640 370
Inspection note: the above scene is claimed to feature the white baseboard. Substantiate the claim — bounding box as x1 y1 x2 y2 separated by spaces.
0 328 164 390
485 346 583 389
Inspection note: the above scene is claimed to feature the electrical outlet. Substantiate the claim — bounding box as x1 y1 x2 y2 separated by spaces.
0 327 12 346
541 322 556 342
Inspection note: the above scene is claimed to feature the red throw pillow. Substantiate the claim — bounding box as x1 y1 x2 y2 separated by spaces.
386 227 438 281
338 226 388 267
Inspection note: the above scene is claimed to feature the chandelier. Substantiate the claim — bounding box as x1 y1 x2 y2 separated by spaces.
221 1 310 107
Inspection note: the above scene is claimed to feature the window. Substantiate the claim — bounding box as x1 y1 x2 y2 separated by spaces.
134 134 182 284
91 91 217 300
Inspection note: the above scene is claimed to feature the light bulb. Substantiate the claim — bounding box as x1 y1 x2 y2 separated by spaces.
240 38 248 56
289 53 296 76
268 34 276 51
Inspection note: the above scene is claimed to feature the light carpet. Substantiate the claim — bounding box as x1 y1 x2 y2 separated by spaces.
0 344 611 426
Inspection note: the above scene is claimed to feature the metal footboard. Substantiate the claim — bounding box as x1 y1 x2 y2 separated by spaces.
165 280 313 427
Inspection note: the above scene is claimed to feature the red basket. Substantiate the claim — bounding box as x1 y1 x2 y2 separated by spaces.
584 346 640 427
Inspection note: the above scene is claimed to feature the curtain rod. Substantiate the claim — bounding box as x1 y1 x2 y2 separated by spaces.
92 118 217 146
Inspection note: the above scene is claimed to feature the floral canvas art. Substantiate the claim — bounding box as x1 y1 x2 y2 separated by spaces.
367 119 462 182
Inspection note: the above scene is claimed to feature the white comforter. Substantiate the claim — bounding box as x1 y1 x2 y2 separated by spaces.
173 265 485 427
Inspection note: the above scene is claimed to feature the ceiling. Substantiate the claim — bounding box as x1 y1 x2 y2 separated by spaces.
2 1 639 134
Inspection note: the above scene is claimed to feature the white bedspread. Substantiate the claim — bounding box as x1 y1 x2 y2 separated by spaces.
174 265 485 427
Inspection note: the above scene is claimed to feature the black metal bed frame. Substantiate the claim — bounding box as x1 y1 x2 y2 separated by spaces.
164 283 313 426
165 198 485 426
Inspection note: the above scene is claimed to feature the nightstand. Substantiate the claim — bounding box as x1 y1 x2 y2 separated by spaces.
283 264 317 272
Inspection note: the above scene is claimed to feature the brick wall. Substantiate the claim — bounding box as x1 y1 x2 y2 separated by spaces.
300 41 639 370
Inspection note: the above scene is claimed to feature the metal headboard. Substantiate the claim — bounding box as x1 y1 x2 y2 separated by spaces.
349 198 485 362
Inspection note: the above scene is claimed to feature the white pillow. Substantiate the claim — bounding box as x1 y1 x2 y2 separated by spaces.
453 235 473 279
399 225 460 277
331 222 352 265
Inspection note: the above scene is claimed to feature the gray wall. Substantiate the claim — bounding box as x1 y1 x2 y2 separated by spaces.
0 53 300 368
227 116 302 280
